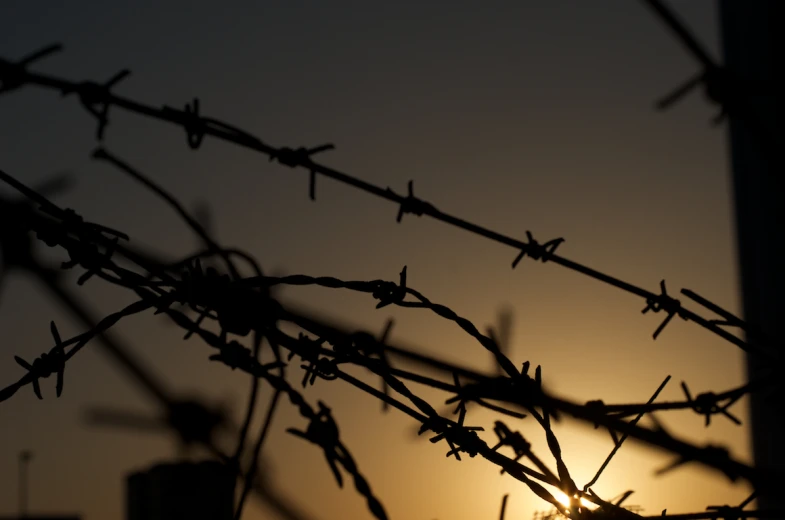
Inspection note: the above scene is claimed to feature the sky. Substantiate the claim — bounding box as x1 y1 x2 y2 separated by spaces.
0 1 755 519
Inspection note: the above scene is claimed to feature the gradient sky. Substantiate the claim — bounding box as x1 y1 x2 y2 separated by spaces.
0 1 753 519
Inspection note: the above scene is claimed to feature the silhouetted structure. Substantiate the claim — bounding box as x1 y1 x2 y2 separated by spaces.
720 0 785 510
0 517 81 520
126 460 235 520
18 451 33 517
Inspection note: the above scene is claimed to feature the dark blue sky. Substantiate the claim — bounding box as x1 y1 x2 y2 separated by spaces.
0 2 752 519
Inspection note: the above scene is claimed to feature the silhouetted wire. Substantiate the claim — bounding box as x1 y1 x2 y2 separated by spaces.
582 379 755 420
642 0 784 164
0 167 175 284
37 270 312 520
0 47 780 364
0 176 312 519
499 494 509 520
641 0 716 69
147 270 772 496
132 284 575 508
583 375 671 491
235 389 282 520
1 151 781 516
104 289 390 519
254 274 769 425
0 192 771 511
88 147 285 474
652 491 767 520
6 36 782 520
91 147 241 281
0 191 772 512
283 301 768 489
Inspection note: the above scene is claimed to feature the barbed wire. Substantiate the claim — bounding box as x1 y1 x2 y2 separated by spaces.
2 4 784 515
2 162 784 519
642 0 784 162
0 169 312 520
0 43 781 368
0 167 774 517
2 159 765 480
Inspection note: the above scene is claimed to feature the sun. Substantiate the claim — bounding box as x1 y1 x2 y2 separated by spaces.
553 490 594 509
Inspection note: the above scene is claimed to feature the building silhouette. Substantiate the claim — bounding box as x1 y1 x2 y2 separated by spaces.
126 460 235 520
0 517 81 520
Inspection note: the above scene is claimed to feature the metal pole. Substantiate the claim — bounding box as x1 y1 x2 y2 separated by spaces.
18 450 32 517
719 0 785 509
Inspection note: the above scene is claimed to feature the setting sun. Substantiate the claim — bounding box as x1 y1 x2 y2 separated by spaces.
553 490 594 509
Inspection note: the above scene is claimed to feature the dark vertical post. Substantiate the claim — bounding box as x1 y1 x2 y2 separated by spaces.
18 451 33 518
719 0 785 509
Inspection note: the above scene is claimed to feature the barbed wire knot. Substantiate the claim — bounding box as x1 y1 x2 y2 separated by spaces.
290 332 326 362
61 237 120 285
432 423 485 461
61 69 131 141
13 321 66 399
491 421 531 473
270 144 335 168
173 97 206 149
34 223 63 248
388 180 436 223
423 391 485 461
372 266 407 309
657 65 731 126
268 144 334 199
511 231 564 269
584 400 607 429
301 357 339 387
56 207 130 241
681 382 741 427
642 280 686 339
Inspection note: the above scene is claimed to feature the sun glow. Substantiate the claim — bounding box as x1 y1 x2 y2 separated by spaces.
553 490 594 509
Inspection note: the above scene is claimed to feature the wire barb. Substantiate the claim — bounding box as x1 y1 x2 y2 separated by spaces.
13 321 67 399
0 51 774 365
643 0 730 126
166 97 207 149
61 69 132 141
656 66 730 126
681 381 742 427
490 421 532 474
641 280 685 339
2 43 784 519
511 231 564 269
268 144 334 199
390 180 437 223
372 266 408 309
0 44 62 94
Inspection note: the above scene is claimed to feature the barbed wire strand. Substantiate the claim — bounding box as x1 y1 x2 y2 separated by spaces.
0 48 780 364
1 147 782 517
